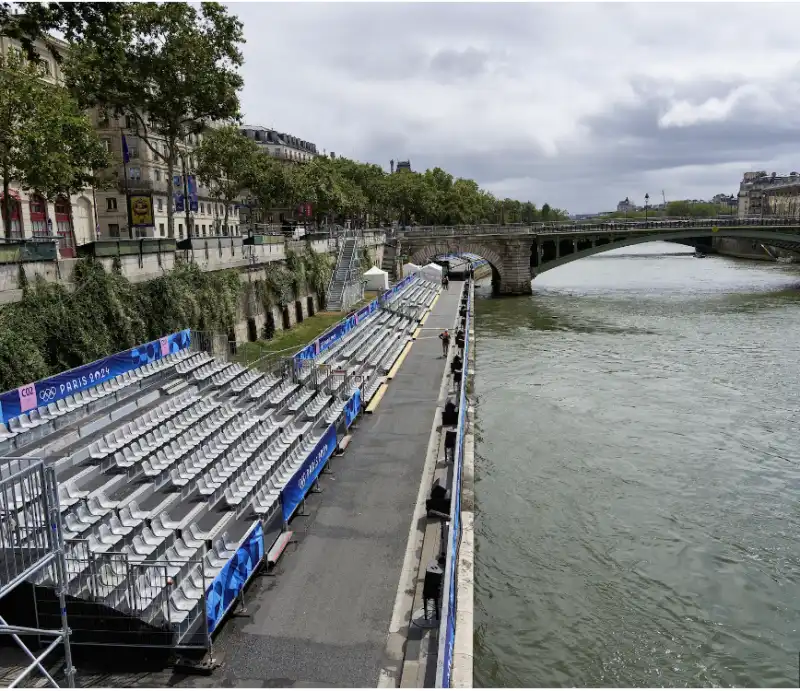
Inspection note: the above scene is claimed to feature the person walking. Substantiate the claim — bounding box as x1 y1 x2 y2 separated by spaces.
443 274 449 291
439 329 450 357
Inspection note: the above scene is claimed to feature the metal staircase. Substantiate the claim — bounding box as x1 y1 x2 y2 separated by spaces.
325 229 363 312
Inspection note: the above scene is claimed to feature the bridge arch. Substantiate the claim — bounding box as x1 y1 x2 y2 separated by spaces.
408 241 506 288
534 229 800 275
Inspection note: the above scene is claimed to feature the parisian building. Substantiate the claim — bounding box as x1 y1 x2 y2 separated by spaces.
0 34 97 256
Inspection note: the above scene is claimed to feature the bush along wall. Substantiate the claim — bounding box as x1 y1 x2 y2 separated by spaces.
0 247 334 393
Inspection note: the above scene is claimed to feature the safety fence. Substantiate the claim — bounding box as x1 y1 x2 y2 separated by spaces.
435 281 472 687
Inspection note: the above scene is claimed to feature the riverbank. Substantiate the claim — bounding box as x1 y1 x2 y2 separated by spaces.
712 236 798 262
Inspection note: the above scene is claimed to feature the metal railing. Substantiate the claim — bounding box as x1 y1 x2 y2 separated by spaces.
397 216 800 237
0 456 74 688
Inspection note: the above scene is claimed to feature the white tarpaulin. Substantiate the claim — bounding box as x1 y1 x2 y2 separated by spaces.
363 265 389 291
402 262 421 278
421 262 443 282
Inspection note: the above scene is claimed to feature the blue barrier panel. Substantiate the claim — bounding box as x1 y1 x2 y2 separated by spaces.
344 388 361 429
0 329 191 424
436 282 471 687
293 272 420 365
280 424 338 522
205 521 265 634
356 298 379 324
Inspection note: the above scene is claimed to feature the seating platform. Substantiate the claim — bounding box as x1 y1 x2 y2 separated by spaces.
0 273 440 652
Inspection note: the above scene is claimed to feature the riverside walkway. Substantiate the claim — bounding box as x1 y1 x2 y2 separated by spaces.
208 283 465 687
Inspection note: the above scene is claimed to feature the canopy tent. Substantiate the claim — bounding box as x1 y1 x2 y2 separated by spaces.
421 262 443 282
402 262 421 278
363 265 389 291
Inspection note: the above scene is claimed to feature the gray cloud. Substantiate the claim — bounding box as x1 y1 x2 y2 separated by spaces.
229 2 800 213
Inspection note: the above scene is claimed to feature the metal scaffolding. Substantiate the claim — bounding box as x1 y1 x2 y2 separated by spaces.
0 457 74 688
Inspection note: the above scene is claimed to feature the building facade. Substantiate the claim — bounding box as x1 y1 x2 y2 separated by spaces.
239 126 318 163
0 34 97 255
92 115 241 240
737 171 800 218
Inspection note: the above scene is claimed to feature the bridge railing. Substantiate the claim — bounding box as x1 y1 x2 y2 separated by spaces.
397 216 800 236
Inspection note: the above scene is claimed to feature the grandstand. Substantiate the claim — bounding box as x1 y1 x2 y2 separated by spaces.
0 273 439 659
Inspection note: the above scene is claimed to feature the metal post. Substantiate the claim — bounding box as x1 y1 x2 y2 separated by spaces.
44 467 75 687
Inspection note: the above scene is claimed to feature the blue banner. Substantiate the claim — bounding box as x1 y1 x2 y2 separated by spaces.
280 424 337 522
0 329 191 424
205 521 264 634
187 174 198 212
344 389 361 428
173 175 185 213
293 273 421 366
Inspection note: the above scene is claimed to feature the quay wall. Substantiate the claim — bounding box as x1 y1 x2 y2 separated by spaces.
712 236 798 262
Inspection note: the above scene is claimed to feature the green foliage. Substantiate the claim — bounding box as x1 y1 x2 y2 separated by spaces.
602 200 736 221
0 258 243 392
252 154 568 226
0 49 110 238
0 3 131 63
65 1 245 237
195 124 261 231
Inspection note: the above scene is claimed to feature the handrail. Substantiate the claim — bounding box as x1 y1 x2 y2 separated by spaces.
396 216 800 237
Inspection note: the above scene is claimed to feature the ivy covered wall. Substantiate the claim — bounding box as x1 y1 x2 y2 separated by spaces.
0 246 334 393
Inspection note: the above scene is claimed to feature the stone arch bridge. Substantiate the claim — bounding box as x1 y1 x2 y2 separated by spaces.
396 218 800 294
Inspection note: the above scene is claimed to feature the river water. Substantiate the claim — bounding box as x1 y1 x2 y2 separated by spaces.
473 243 800 687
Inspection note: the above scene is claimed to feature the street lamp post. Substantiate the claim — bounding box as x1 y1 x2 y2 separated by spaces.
644 193 650 222
624 196 629 221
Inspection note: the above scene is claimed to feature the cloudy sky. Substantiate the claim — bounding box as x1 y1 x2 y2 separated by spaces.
232 2 800 214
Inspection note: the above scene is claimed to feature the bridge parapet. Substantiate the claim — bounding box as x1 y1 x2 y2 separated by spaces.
397 217 800 238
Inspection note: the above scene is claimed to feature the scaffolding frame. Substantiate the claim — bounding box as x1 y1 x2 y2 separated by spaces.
0 456 74 688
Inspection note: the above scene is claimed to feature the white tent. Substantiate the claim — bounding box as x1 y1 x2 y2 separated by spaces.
421 262 443 282
363 265 389 291
402 262 421 278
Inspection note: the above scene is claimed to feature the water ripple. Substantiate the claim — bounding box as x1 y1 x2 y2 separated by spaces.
474 248 800 687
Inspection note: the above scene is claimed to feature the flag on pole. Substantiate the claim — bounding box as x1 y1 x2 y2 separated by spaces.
122 135 130 164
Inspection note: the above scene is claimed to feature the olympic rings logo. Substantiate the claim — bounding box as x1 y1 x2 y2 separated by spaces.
38 387 57 402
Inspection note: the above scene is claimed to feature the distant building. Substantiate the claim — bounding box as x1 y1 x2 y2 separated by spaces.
240 125 318 163
737 171 800 218
616 198 633 213
396 160 412 173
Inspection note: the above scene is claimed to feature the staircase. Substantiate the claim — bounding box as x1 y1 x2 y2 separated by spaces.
325 229 363 312
381 237 400 281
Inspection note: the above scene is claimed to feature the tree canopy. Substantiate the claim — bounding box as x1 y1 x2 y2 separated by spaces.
245 154 568 228
0 49 110 239
65 1 245 237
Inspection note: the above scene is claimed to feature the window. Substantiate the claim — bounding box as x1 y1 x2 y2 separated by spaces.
200 202 204 214
101 138 111 152
128 167 141 180
29 195 46 236
124 114 132 129
154 169 161 182
108 223 120 238
127 137 139 159
157 198 163 212
107 198 117 211
178 223 183 239
202 224 206 236
159 223 165 237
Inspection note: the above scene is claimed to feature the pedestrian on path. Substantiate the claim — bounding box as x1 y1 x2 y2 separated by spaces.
439 329 450 357
442 274 449 291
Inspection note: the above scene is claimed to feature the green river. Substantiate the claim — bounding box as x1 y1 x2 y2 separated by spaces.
473 243 800 687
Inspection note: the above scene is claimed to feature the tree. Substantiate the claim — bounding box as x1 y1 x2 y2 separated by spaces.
0 49 110 239
0 2 131 62
66 2 245 239
195 124 260 235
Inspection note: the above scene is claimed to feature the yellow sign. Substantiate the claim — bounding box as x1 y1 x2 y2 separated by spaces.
128 193 154 227
712 226 719 232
